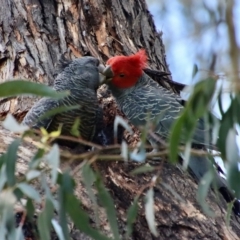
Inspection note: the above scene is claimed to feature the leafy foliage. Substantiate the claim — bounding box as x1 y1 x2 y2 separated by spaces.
0 80 68 99
1 72 240 239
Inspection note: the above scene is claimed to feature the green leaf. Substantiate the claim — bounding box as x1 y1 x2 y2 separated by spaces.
126 196 139 237
26 170 41 181
29 148 45 169
217 117 233 158
217 87 224 116
114 116 133 142
130 164 155 175
235 95 240 124
5 139 21 186
41 175 59 211
26 198 35 220
15 227 25 240
66 194 112 240
57 172 75 239
70 117 81 137
0 153 5 170
13 187 23 201
130 141 146 162
2 114 29 132
227 162 240 198
52 219 65 240
192 64 198 79
169 115 184 163
121 140 129 161
186 78 216 119
17 183 41 202
0 190 17 238
182 141 191 170
0 204 16 238
226 129 239 164
37 198 54 240
95 175 120 240
0 165 7 192
196 171 215 217
81 164 99 225
225 129 240 197
57 171 75 193
45 144 60 184
145 188 158 237
226 201 234 226
0 80 68 98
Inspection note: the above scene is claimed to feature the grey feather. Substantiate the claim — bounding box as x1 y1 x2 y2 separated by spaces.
22 56 103 144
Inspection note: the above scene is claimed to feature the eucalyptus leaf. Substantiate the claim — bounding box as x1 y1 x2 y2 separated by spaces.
196 171 215 217
182 141 191 170
45 144 60 184
29 148 45 169
66 194 112 240
5 139 21 187
145 188 158 237
0 190 17 238
226 201 234 226
58 176 72 240
126 196 139 237
130 141 146 162
169 115 184 163
17 183 41 202
0 165 7 192
114 115 133 142
70 117 81 137
26 198 35 220
96 175 120 240
41 175 59 211
0 80 68 98
121 140 128 161
37 199 54 240
81 164 99 225
130 164 155 175
52 219 65 240
2 114 29 132
15 227 25 240
227 162 240 198
26 170 41 181
192 63 198 79
226 129 239 164
225 129 240 197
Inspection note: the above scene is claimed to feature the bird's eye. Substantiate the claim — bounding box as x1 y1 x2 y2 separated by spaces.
119 73 125 78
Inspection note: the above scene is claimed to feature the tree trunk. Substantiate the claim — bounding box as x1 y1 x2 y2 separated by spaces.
0 0 240 239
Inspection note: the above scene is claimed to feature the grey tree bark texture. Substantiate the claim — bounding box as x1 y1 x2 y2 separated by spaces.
0 0 240 239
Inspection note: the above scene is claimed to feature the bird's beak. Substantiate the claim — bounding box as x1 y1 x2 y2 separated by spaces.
98 64 107 84
99 73 107 85
98 65 113 84
98 64 106 74
102 65 114 78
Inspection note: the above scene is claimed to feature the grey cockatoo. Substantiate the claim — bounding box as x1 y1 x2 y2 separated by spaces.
22 56 106 148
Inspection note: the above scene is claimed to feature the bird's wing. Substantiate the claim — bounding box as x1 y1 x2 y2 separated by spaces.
79 91 103 142
122 82 210 146
22 97 59 129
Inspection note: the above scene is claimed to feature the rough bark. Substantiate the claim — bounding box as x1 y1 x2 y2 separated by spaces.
0 0 240 239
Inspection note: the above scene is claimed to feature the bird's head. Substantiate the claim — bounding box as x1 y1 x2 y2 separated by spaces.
101 50 148 88
54 56 106 91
